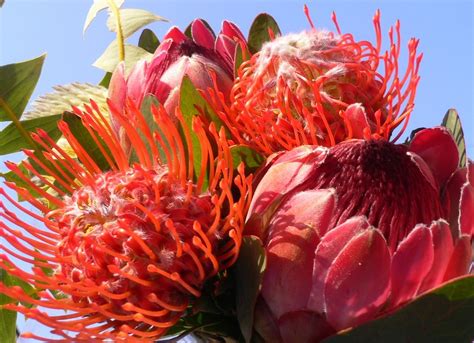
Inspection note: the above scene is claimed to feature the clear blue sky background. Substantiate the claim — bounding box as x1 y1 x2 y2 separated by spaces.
0 0 473 339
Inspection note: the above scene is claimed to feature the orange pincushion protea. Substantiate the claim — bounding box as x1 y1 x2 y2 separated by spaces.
0 100 251 341
214 7 422 156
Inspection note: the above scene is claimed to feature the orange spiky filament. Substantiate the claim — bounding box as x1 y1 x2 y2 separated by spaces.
0 99 252 341
212 9 422 156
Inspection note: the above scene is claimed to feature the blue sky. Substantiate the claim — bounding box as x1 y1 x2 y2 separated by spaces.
0 0 473 339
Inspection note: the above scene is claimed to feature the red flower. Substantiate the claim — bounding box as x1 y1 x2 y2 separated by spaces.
246 127 472 342
109 19 247 119
0 100 252 340
215 8 422 156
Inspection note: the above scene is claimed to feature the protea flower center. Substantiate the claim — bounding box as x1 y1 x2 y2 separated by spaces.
250 30 382 117
52 165 216 325
312 139 443 251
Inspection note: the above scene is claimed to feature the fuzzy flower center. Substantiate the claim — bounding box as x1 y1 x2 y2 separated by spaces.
52 165 216 324
310 139 443 251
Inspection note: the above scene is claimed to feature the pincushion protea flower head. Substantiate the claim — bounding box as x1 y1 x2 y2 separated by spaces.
215 7 422 156
0 100 252 340
246 127 473 342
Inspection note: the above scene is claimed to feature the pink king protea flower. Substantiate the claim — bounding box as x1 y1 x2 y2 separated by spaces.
0 100 252 341
109 19 247 119
246 127 473 342
215 7 422 156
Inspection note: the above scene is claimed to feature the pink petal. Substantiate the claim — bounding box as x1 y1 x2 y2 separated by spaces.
390 225 434 307
344 103 372 139
191 19 215 49
278 310 334 343
442 166 468 235
221 20 247 43
109 62 127 132
459 183 474 235
409 127 459 187
262 189 336 318
418 220 454 293
215 34 236 68
324 228 391 330
308 216 370 314
126 59 148 107
162 26 187 44
407 151 438 192
108 62 127 114
247 146 328 219
468 159 474 184
443 234 472 281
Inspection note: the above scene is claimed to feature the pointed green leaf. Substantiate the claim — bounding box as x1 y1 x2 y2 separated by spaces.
133 94 168 164
230 145 264 173
138 29 160 53
62 112 111 171
442 108 466 168
234 44 248 78
107 8 168 39
83 0 124 34
93 40 152 73
0 54 45 121
180 76 226 190
323 275 474 343
234 236 267 343
22 83 108 120
248 14 281 54
99 72 113 88
0 115 62 155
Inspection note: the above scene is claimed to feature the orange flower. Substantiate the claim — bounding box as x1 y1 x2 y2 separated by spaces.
214 7 422 156
0 100 251 341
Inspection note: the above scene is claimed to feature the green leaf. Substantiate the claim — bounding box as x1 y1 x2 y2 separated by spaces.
93 40 152 73
99 72 113 88
230 145 265 173
83 0 124 34
107 8 168 39
0 164 42 200
0 268 39 342
234 43 248 78
234 236 267 343
138 29 160 53
0 114 61 155
180 76 227 190
0 54 45 121
133 94 168 164
0 308 16 343
442 108 466 168
22 83 108 120
62 112 111 171
324 275 474 343
248 14 281 54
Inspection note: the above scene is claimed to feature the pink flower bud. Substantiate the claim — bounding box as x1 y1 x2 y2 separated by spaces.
248 128 472 341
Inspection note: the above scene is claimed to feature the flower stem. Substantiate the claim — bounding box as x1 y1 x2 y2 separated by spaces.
107 0 125 62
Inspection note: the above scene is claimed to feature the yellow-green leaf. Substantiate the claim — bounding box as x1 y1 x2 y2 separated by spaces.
442 108 467 167
107 8 168 39
83 0 124 34
93 40 152 73
0 54 45 121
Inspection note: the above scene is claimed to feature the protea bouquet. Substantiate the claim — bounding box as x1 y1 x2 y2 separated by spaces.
0 1 472 342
